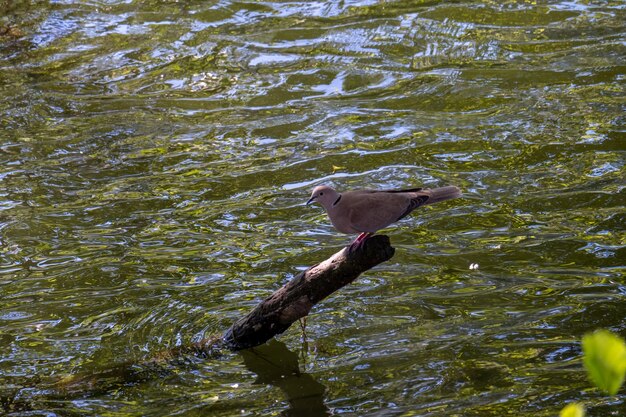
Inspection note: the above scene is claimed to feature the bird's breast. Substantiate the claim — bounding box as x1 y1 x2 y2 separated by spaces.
327 206 360 234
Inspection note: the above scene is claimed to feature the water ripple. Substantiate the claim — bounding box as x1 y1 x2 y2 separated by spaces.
0 0 624 415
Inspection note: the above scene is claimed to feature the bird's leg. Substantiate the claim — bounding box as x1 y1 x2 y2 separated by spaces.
348 232 373 252
356 232 372 243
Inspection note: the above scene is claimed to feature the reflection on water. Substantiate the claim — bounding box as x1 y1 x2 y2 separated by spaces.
241 340 329 417
1 0 625 416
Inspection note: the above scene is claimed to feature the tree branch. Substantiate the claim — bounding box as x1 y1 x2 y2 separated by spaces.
223 235 395 350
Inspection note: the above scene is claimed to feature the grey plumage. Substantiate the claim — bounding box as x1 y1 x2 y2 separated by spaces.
307 185 461 235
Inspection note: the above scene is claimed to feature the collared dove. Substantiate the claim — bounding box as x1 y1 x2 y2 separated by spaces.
306 184 461 249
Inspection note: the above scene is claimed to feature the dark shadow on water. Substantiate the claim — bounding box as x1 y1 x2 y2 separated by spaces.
0 339 330 416
240 339 330 417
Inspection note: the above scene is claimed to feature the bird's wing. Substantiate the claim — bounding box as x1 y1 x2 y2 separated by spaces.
395 193 430 220
344 191 413 233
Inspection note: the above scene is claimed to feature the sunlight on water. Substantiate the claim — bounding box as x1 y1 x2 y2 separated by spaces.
0 0 624 416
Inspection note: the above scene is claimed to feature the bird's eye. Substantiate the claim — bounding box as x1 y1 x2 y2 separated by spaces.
319 192 324 196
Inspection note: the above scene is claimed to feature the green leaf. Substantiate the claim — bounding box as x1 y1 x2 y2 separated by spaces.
582 330 626 395
560 403 585 417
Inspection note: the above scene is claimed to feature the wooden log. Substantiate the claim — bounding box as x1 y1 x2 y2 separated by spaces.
223 235 395 350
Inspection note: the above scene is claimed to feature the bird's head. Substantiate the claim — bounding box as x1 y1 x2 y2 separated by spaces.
306 185 339 209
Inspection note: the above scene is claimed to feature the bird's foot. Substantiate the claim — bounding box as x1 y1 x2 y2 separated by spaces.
348 232 374 253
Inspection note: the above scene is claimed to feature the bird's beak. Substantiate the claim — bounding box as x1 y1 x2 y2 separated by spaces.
306 197 315 206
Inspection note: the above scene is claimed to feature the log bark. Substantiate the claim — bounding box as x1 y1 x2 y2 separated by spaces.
223 235 395 350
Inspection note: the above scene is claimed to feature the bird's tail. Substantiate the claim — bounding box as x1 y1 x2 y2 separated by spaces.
424 186 462 205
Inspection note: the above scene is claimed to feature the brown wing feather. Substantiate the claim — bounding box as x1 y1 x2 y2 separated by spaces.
396 195 429 221
340 186 460 233
385 187 423 193
346 192 412 233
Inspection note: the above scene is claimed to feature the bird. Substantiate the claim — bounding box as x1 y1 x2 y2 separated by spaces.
306 184 461 250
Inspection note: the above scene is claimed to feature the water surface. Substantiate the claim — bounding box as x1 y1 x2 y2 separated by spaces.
1 1 625 416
